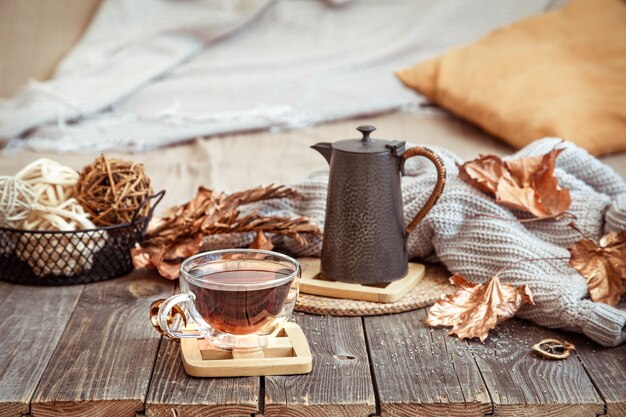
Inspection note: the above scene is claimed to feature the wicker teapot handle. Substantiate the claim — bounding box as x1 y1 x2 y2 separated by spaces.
401 146 446 235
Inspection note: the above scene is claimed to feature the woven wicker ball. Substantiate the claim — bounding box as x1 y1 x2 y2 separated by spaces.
0 176 36 228
76 155 153 226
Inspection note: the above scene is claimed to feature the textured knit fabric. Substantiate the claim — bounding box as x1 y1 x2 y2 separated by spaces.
204 138 626 347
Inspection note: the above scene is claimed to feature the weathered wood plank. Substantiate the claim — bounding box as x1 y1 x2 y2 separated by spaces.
30 270 174 417
264 313 376 417
145 338 259 417
145 280 259 417
470 318 604 417
571 301 626 417
0 282 83 417
574 338 626 417
364 309 491 417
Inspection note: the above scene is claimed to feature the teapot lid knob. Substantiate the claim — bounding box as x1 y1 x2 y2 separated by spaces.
357 125 376 143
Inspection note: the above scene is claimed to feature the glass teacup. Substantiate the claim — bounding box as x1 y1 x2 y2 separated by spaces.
152 249 301 350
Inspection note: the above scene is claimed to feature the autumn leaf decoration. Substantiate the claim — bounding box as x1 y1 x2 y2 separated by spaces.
568 223 626 306
426 272 534 341
132 184 321 279
458 147 572 220
427 223 626 341
250 229 275 251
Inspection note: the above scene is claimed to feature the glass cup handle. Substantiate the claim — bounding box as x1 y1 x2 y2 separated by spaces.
149 293 202 340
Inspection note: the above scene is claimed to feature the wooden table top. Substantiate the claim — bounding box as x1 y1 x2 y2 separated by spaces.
1 269 624 417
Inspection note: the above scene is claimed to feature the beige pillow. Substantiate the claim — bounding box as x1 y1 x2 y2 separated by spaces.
397 0 626 156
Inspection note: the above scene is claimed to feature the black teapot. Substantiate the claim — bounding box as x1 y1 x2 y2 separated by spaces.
312 125 446 284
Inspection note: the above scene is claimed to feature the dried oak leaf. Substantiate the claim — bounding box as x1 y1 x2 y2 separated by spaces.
458 147 571 219
568 230 626 306
426 273 534 341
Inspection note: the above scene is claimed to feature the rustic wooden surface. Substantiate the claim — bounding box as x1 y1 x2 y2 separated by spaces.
0 272 625 417
568 300 626 417
0 283 82 417
29 271 174 417
365 309 491 417
146 338 259 417
573 339 626 417
264 313 376 416
469 319 604 417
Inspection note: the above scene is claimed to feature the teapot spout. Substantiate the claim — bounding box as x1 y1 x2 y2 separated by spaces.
311 142 333 165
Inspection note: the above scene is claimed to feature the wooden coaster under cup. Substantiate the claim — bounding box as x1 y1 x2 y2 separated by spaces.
180 322 313 377
299 258 425 303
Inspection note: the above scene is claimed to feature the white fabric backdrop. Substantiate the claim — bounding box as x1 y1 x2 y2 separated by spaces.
0 0 565 153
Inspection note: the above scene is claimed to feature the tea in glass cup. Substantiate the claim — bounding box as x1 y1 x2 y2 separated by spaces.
152 249 300 350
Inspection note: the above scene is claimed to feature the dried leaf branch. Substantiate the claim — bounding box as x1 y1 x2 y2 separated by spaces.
145 184 302 245
204 214 321 246
225 185 298 207
132 184 321 279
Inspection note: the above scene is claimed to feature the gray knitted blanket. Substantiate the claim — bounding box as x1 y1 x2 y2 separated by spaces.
209 138 626 347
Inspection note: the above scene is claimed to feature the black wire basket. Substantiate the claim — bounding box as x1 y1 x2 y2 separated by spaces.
0 190 165 286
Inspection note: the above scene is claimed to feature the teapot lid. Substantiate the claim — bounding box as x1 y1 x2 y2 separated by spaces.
332 125 405 155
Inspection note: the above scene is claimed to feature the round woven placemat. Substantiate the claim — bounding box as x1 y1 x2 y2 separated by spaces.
295 263 455 316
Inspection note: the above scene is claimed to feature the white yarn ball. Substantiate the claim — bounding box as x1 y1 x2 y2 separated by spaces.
0 176 36 228
16 231 104 277
10 158 105 278
14 158 95 232
15 158 79 208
